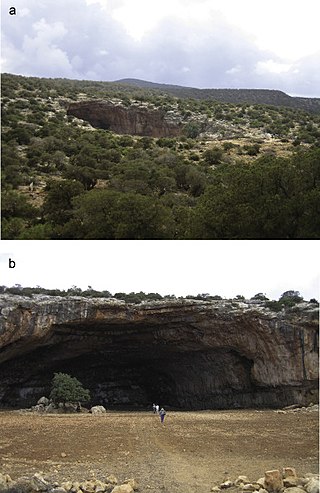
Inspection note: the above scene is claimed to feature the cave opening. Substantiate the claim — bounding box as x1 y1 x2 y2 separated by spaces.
0 341 256 410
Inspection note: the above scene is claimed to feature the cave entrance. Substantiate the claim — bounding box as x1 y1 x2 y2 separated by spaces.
0 325 255 410
33 347 255 410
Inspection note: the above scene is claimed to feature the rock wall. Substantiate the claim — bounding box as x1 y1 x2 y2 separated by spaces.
67 101 182 137
0 295 318 409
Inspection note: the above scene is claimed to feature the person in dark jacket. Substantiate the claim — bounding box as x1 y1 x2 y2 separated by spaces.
159 407 166 423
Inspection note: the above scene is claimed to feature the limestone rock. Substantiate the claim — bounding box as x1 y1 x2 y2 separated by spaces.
90 406 107 414
106 475 118 485
256 478 266 488
79 480 96 493
264 470 283 492
284 479 299 488
37 396 50 406
305 478 320 493
67 101 182 138
235 476 251 486
283 488 306 493
111 485 133 493
0 473 14 491
283 468 297 478
242 484 258 491
32 473 50 491
61 481 73 491
220 480 234 489
123 479 139 491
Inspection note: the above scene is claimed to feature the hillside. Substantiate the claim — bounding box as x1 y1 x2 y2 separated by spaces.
1 73 320 240
116 78 320 114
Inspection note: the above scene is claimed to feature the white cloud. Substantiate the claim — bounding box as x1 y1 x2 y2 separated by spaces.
1 0 319 95
255 59 293 75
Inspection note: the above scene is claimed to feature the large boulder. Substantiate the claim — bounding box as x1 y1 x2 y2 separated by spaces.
90 405 107 414
264 470 284 492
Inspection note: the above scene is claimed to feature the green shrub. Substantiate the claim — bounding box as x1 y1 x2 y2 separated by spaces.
50 372 90 406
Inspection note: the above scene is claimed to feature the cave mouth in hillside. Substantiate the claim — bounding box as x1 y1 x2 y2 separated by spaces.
0 341 256 410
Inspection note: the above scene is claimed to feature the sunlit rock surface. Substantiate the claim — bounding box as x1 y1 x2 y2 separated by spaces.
67 101 182 137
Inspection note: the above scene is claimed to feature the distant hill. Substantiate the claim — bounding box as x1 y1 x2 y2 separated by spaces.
116 78 320 114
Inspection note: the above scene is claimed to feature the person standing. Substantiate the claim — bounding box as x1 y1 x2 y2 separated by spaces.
152 403 156 413
155 404 159 414
159 407 166 423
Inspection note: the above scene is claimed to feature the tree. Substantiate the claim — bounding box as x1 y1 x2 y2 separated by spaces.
69 189 175 239
279 291 303 305
43 179 84 225
251 293 269 301
184 121 201 139
50 372 90 407
203 147 224 165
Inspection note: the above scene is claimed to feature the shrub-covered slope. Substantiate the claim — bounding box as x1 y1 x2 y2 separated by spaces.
2 73 320 239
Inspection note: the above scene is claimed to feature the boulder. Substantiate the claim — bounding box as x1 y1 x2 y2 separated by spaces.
45 403 58 413
90 406 107 414
235 476 251 486
242 485 258 492
0 473 14 491
284 478 299 488
123 479 139 491
32 473 50 491
106 476 118 485
283 488 305 493
305 478 320 493
111 485 133 493
220 480 234 489
37 396 50 406
79 480 96 493
283 468 297 478
264 470 283 492
256 478 266 488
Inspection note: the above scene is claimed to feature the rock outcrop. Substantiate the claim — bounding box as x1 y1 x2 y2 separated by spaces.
0 295 318 409
67 101 182 137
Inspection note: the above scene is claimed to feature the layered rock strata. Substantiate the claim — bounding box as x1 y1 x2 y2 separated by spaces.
67 101 182 137
0 295 318 409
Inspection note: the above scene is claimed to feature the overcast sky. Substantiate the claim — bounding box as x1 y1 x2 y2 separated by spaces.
1 0 320 97
0 241 319 301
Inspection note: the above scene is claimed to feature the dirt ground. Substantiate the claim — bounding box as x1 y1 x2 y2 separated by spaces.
0 409 318 493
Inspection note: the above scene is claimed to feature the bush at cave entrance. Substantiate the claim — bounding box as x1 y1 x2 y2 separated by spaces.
50 372 90 406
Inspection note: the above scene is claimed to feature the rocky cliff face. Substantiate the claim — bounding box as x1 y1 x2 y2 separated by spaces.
0 295 318 409
67 101 182 137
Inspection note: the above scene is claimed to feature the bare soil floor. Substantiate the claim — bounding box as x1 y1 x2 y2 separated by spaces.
0 410 318 493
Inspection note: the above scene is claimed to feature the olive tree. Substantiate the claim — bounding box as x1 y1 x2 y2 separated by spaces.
50 372 90 406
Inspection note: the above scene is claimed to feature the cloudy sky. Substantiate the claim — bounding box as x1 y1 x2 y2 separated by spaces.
1 0 320 96
0 241 319 301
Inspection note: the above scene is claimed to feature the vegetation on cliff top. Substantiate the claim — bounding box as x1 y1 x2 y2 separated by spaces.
0 285 317 309
2 73 320 239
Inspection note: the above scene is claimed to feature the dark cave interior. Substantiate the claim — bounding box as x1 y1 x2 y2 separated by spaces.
0 319 314 410
0 320 258 409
